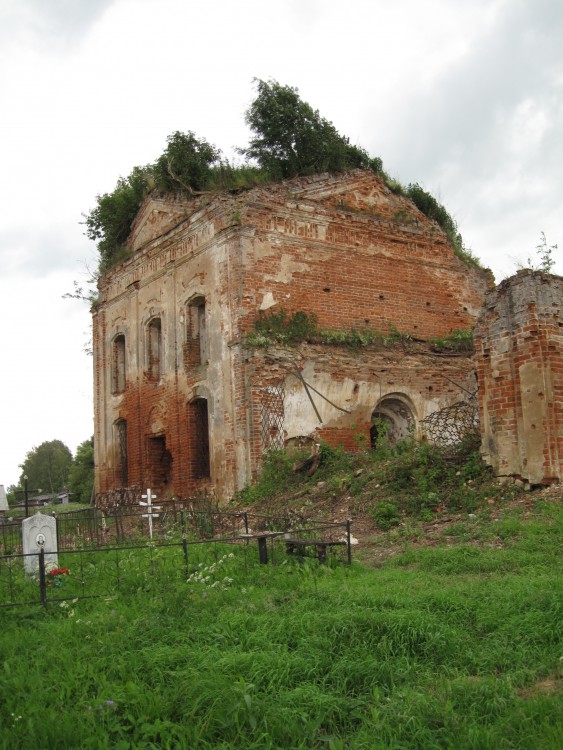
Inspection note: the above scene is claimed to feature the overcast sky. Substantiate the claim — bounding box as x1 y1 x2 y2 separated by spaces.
1 0 561 488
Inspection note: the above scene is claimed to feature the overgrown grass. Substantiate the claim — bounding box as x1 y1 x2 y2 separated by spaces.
1 506 561 749
246 310 475 354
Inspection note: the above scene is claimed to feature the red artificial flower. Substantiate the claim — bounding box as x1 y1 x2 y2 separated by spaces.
48 567 70 577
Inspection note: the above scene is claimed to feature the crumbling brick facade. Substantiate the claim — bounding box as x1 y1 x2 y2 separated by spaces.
93 170 490 500
474 270 563 485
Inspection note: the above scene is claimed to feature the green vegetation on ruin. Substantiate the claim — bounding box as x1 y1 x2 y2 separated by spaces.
245 307 473 353
234 433 500 520
428 328 474 353
85 79 482 274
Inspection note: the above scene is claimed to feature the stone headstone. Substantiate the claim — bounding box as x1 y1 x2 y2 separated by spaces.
0 485 8 512
22 512 58 576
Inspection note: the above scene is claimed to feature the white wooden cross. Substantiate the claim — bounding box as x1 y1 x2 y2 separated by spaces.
140 488 161 540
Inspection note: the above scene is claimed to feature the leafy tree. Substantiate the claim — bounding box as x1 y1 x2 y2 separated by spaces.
152 131 221 194
82 81 479 273
242 79 376 179
5 484 18 505
84 132 221 271
67 437 95 504
84 165 154 271
17 440 73 496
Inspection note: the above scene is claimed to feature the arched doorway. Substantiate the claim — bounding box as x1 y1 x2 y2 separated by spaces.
371 395 416 447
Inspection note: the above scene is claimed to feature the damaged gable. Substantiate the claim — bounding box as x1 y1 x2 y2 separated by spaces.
291 170 419 223
127 193 197 252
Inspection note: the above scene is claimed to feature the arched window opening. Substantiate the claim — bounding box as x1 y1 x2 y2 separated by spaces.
186 297 207 366
188 398 211 479
114 419 128 486
371 397 415 447
147 318 162 380
112 334 126 394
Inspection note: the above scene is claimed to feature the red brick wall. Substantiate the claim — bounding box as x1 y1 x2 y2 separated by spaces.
236 171 490 339
475 270 563 485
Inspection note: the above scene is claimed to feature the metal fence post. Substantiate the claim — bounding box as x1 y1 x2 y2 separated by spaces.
346 519 352 565
181 510 188 573
38 549 47 607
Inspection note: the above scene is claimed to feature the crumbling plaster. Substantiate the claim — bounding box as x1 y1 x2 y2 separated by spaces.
256 343 477 449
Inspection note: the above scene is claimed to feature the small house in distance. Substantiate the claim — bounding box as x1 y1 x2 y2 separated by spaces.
92 169 491 500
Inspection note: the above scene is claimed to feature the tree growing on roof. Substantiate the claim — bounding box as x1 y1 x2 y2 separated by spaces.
242 78 379 179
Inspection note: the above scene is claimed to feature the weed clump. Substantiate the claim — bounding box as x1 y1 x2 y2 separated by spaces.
368 436 494 521
369 501 400 530
246 308 319 347
235 428 502 529
429 328 474 353
235 449 303 504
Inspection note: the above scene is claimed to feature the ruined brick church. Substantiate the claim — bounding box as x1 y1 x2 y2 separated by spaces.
92 169 561 500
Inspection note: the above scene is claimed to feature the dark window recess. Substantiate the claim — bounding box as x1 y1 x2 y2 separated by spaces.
146 435 172 490
115 419 128 487
189 398 211 479
147 318 162 380
186 298 207 366
112 334 126 394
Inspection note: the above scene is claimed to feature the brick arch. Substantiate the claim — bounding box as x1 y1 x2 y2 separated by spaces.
145 404 165 436
371 393 417 445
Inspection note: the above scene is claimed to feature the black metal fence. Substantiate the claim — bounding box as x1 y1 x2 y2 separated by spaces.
0 506 352 608
0 544 191 609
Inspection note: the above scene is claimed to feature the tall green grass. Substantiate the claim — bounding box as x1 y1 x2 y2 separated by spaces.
1 504 561 749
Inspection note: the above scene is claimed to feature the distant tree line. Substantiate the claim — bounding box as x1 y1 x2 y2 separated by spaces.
84 79 481 275
6 438 94 506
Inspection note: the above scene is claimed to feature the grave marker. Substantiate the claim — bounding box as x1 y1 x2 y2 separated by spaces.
0 485 8 512
140 489 161 540
22 512 58 575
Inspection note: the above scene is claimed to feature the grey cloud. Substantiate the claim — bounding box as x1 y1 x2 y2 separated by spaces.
361 0 563 274
0 225 95 278
379 0 563 182
0 0 115 47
